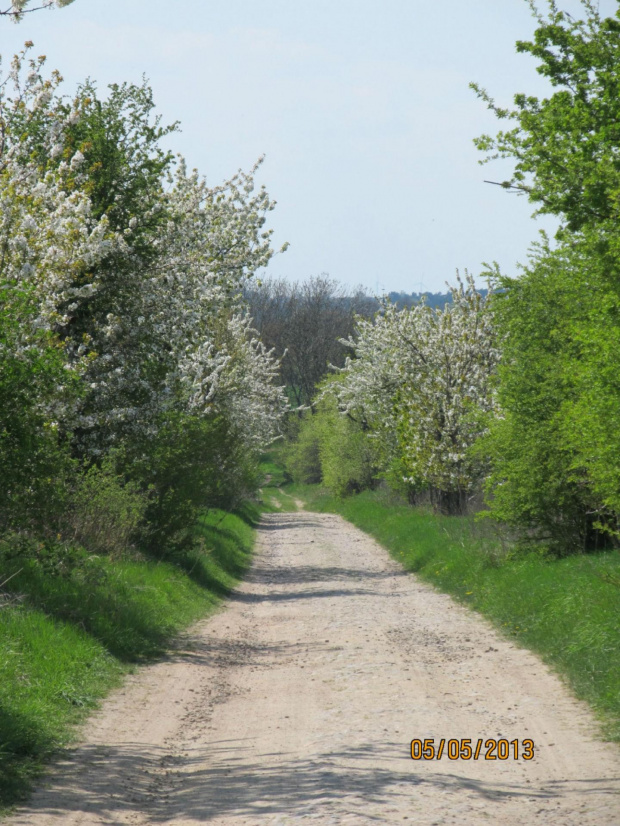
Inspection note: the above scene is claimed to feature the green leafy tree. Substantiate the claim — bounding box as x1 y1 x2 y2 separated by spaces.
0 318 76 533
479 242 607 552
286 379 379 497
474 0 620 551
129 411 259 552
472 0 620 233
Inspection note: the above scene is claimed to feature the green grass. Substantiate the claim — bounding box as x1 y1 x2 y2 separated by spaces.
0 506 256 811
257 450 298 513
292 483 620 743
258 446 291 489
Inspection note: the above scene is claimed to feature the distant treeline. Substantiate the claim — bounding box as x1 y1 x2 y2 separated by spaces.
387 288 488 310
245 276 473 410
246 276 375 409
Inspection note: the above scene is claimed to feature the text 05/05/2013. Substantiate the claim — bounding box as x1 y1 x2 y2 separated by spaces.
410 738 535 761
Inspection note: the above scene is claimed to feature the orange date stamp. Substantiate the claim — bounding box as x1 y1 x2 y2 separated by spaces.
410 738 535 761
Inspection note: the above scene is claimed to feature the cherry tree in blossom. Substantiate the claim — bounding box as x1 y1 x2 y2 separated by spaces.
331 273 499 513
0 44 288 532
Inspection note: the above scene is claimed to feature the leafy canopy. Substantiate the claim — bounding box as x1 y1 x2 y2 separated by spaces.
472 0 620 232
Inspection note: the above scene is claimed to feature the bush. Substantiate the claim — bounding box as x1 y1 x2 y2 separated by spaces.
286 388 379 497
66 456 148 556
0 343 77 536
481 236 620 554
127 411 260 552
285 413 322 484
317 405 378 497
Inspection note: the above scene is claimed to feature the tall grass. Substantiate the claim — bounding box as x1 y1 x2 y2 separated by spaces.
0 506 255 810
293 483 620 742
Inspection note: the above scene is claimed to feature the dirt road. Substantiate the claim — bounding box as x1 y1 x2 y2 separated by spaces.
8 509 620 825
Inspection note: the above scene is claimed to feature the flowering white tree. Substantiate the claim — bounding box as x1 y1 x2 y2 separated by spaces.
332 273 498 512
394 274 498 512
0 46 288 536
0 51 116 528
74 154 288 453
327 301 404 478
0 50 114 424
216 313 288 449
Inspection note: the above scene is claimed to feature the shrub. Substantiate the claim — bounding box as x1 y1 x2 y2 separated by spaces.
480 236 620 554
287 387 379 497
128 412 260 552
66 456 148 556
317 404 378 497
285 413 322 484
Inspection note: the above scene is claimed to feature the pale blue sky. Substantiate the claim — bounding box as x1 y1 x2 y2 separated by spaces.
2 1 615 292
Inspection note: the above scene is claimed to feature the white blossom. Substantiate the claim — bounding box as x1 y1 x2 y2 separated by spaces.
329 272 499 500
0 48 288 465
69 149 85 170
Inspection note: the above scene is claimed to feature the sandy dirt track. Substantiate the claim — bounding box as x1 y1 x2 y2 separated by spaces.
6 508 620 825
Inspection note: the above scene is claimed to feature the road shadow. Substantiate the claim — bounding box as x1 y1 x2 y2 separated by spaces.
257 516 328 532
231 586 382 604
246 562 408 586
16 740 620 824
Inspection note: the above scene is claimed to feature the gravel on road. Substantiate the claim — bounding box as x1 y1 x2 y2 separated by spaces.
7 509 620 825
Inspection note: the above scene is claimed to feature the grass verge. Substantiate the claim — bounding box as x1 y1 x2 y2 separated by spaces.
0 505 257 811
292 483 620 742
257 448 298 513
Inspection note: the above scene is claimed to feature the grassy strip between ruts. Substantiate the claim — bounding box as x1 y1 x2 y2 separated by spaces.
290 482 620 743
0 503 260 812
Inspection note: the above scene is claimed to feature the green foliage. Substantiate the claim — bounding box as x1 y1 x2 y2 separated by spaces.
128 412 259 551
480 246 588 551
0 334 76 535
0 332 147 555
258 447 291 489
371 451 414 503
473 1 620 552
66 455 148 555
285 385 379 496
285 413 322 485
559 234 620 527
478 229 620 553
472 0 620 232
60 79 176 238
296 484 620 742
0 244 77 536
316 405 378 498
0 507 254 809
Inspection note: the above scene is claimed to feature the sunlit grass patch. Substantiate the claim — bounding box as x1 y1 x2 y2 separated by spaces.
0 507 255 811
258 451 297 512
